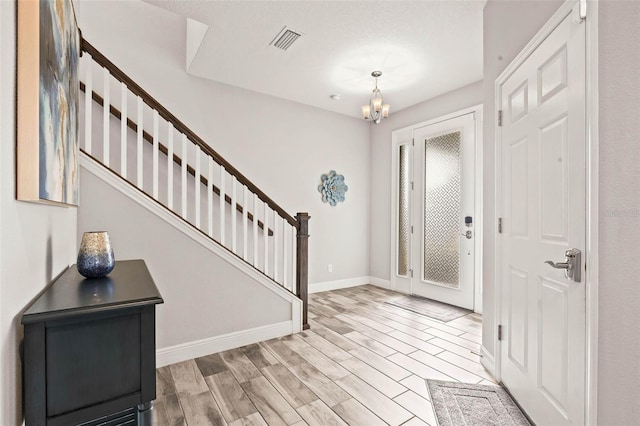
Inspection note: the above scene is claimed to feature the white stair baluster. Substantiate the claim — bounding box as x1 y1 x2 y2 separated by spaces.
207 157 214 237
102 67 110 167
283 220 288 290
231 177 237 253
194 145 201 228
219 166 226 246
84 54 93 155
263 203 269 276
181 134 188 220
136 97 143 189
167 124 174 210
273 211 278 284
120 82 127 178
253 194 259 268
152 111 159 199
292 227 296 293
243 186 248 260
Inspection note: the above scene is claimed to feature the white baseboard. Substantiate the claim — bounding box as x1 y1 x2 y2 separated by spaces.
309 276 370 294
309 276 394 293
480 345 497 379
156 321 293 367
369 276 392 290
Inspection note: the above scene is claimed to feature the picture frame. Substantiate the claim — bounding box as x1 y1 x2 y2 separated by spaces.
17 0 80 206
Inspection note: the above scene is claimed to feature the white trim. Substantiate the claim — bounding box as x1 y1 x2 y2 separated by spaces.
389 134 413 295
493 71 503 381
480 345 496 378
393 105 483 136
309 276 395 294
473 108 484 314
309 276 370 294
493 0 595 420
369 276 393 290
156 321 293 367
584 3 599 424
80 153 303 324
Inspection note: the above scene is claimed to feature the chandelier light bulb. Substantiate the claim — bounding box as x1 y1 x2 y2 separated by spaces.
361 105 371 120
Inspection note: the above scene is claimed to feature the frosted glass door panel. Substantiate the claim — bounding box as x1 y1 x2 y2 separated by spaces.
397 144 410 276
423 131 461 288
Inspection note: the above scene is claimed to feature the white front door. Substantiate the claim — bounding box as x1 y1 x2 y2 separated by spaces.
411 113 476 310
498 3 586 425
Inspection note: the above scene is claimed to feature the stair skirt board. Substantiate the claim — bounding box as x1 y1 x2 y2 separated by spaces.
156 320 294 367
80 154 303 328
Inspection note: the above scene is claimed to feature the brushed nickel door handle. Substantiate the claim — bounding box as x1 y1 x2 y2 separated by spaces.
544 248 581 282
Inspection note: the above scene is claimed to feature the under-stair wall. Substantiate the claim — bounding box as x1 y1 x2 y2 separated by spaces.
78 160 301 367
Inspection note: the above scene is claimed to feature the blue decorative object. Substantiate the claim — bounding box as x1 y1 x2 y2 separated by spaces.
77 231 115 279
318 170 348 206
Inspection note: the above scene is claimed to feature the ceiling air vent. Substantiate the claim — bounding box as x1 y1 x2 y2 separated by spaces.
270 27 302 51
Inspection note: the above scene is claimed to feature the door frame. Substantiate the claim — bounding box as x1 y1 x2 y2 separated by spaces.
390 105 483 313
492 1 598 423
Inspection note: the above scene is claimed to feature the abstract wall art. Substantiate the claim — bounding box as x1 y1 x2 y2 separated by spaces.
17 0 80 206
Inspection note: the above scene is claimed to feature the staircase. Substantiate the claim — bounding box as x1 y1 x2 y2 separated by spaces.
78 38 309 330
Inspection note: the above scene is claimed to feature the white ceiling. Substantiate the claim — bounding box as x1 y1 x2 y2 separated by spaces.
143 1 485 119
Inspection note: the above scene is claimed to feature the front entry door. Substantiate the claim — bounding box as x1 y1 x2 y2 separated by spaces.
498 3 586 425
412 113 476 310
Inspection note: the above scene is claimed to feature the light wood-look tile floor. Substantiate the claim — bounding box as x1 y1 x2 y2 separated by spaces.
153 285 495 426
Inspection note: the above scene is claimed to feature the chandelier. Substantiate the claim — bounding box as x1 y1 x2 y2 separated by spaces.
361 71 390 124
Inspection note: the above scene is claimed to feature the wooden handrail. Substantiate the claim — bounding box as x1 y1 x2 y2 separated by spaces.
80 82 274 236
81 38 297 227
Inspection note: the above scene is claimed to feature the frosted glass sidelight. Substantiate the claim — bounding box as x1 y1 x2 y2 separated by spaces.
397 144 410 276
423 131 461 288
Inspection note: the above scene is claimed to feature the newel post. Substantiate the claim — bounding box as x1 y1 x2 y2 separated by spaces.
295 212 310 330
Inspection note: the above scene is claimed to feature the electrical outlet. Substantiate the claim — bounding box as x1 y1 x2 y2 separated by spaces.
328 264 333 273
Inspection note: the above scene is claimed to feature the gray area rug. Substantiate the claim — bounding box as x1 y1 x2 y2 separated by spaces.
385 295 471 322
427 380 531 426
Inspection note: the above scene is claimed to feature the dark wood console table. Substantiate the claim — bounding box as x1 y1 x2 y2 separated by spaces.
22 259 164 426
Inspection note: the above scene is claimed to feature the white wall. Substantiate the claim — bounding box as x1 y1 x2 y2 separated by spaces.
0 2 78 424
369 80 483 284
597 1 640 423
78 168 293 350
75 0 372 287
481 0 563 359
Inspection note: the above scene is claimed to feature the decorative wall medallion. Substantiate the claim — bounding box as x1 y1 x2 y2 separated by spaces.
318 170 348 206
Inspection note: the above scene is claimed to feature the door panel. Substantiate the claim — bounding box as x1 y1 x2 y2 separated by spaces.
412 114 475 309
540 116 569 241
508 267 528 371
397 143 412 277
499 4 585 425
393 137 413 292
422 131 461 288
